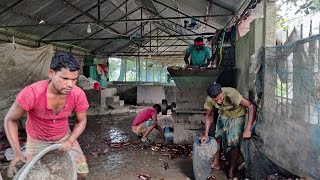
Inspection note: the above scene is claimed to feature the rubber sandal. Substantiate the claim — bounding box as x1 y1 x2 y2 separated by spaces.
206 175 216 180
211 165 221 170
141 138 152 144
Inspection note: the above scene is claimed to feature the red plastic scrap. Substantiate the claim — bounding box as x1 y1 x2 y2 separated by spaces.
137 172 151 180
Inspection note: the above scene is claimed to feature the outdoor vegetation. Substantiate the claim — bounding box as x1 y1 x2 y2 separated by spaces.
108 57 168 83
277 0 320 30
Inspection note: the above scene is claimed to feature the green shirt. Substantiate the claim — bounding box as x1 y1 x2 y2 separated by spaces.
204 87 246 118
186 45 211 66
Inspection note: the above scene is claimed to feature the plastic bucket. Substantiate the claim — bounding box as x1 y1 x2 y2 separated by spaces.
93 82 101 90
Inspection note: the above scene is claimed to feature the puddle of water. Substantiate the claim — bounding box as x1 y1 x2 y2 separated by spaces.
108 127 129 143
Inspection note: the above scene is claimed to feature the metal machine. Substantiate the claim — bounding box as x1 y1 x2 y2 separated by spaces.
161 45 236 143
162 67 223 143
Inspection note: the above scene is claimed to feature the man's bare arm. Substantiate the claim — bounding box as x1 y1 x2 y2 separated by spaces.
152 114 164 134
201 109 213 143
240 97 257 138
152 114 157 124
184 52 190 65
59 111 87 152
68 111 87 144
5 101 27 177
4 101 26 155
204 109 213 136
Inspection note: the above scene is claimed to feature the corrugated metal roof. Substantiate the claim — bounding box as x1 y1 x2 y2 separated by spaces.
0 0 262 62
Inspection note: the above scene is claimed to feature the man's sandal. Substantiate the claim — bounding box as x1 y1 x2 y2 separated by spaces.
141 138 152 144
211 165 221 170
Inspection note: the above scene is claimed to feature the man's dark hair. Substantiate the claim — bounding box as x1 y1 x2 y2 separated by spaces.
207 82 222 98
153 104 161 114
195 37 203 42
50 52 80 72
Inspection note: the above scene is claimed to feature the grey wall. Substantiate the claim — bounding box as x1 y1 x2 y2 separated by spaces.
236 18 263 99
108 84 138 105
108 84 177 106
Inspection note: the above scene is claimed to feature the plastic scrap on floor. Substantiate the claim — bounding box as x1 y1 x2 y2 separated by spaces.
5 144 26 161
137 172 151 180
161 162 169 170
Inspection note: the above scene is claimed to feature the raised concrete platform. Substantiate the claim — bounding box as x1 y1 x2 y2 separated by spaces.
86 106 130 116
85 88 128 115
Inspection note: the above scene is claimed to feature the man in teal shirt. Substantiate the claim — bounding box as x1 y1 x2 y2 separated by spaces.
184 37 211 68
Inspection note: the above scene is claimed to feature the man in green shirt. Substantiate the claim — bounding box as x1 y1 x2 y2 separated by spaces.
184 37 211 68
201 83 257 179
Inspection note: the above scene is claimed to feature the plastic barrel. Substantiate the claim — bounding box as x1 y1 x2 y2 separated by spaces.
164 127 174 143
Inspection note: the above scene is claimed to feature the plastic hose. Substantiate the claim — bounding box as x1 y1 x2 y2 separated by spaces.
218 31 226 67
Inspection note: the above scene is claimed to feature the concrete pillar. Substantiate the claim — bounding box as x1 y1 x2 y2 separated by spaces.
263 0 277 47
250 18 264 54
263 0 277 112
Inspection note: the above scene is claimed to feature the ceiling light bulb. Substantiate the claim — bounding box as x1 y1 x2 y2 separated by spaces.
87 23 92 34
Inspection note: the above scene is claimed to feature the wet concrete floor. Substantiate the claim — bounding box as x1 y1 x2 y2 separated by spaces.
79 113 193 180
77 113 227 180
0 112 227 180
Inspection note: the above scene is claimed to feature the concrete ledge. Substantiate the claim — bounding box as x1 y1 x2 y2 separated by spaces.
107 100 124 108
101 88 117 97
101 88 118 107
173 122 203 144
106 96 120 102
100 106 129 115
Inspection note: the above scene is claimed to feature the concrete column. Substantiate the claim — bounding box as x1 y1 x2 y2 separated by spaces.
250 18 264 54
263 0 277 111
263 0 277 47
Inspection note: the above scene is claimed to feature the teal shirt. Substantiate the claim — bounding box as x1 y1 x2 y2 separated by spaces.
186 45 211 66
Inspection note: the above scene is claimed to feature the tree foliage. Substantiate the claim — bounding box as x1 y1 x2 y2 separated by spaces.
277 0 320 30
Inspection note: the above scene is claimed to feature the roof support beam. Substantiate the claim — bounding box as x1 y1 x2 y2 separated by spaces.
42 32 215 42
149 30 178 53
207 0 235 13
0 14 232 28
158 39 180 55
103 0 128 22
72 6 141 46
154 21 193 42
138 7 149 52
224 0 254 28
91 19 150 54
235 0 256 25
90 41 113 54
117 26 159 53
39 0 109 40
111 50 185 54
0 0 25 16
98 7 168 55
93 22 158 55
108 53 184 57
152 0 218 30
140 44 189 48
125 0 128 34
142 6 197 45
62 0 122 35
98 0 101 21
